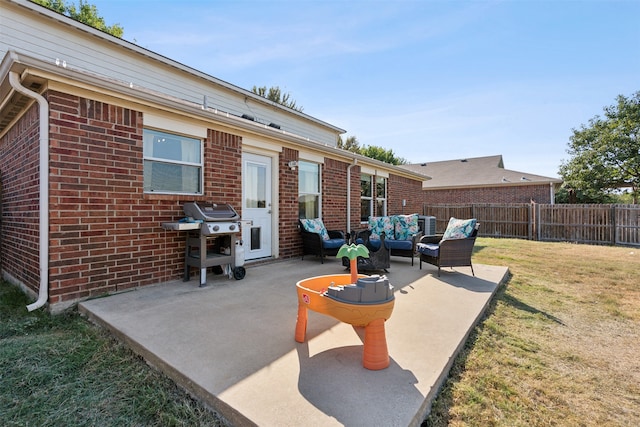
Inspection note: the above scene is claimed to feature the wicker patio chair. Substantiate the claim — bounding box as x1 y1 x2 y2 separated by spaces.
417 220 479 276
299 219 346 264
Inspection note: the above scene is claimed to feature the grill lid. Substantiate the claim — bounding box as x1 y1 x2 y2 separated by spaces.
183 202 240 221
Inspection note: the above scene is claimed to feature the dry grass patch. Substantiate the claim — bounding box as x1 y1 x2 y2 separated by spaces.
0 283 225 426
424 238 640 427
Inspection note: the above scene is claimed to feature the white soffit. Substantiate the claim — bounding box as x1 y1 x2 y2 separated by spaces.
144 112 207 138
242 136 283 153
299 151 325 164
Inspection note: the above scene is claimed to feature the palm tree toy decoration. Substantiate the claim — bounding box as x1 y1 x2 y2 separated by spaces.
336 243 370 284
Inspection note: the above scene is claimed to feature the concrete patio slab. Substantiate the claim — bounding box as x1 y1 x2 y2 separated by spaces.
79 257 508 427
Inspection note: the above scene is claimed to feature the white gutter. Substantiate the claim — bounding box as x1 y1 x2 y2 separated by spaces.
346 159 358 234
9 71 49 311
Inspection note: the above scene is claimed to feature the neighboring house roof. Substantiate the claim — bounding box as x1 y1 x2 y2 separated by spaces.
401 155 562 190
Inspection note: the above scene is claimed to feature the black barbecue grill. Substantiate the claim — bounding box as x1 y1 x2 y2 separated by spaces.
162 202 246 285
184 202 240 236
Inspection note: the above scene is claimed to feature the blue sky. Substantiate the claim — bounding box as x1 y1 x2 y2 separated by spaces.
91 0 639 178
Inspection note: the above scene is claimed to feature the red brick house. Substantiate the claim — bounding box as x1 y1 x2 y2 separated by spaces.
402 155 562 205
0 0 428 312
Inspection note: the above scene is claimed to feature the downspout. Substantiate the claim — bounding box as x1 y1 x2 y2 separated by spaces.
550 182 555 205
9 71 50 311
346 159 358 234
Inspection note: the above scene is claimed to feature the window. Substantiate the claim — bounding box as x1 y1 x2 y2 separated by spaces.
376 175 387 216
360 174 373 222
360 174 387 221
143 129 202 194
298 161 321 219
245 161 267 208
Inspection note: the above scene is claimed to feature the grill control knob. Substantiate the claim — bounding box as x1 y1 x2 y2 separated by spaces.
212 225 220 232
229 224 236 231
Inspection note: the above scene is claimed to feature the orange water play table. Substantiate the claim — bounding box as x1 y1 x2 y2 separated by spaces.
295 274 395 370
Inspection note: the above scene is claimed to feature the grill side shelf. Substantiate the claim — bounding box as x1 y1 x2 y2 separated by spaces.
161 222 201 231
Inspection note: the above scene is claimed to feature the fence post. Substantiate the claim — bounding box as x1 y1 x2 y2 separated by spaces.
612 205 617 246
528 202 533 240
536 203 541 241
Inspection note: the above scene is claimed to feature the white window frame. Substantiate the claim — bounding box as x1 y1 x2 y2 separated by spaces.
376 175 387 216
360 173 373 222
298 160 322 219
143 128 204 195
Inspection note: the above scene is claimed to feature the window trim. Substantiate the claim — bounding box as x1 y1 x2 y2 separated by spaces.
376 175 387 216
142 128 204 195
298 160 322 219
360 173 373 223
360 173 387 222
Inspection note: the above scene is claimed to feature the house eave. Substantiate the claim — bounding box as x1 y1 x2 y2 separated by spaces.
0 50 427 182
8 0 345 134
423 180 562 191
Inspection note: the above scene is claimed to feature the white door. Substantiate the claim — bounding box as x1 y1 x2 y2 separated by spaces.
242 153 272 260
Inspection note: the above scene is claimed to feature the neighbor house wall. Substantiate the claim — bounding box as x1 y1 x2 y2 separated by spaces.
424 184 553 205
0 103 41 295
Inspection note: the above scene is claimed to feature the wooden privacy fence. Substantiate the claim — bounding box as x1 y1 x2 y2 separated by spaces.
423 203 640 247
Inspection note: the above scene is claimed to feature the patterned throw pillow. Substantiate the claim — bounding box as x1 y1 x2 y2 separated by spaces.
394 214 419 240
368 216 395 240
442 217 477 241
300 218 330 241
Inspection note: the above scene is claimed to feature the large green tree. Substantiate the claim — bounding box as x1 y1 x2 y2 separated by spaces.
559 91 640 204
337 135 407 165
251 85 303 112
31 0 123 37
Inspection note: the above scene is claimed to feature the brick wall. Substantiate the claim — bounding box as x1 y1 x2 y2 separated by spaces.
0 103 41 294
278 147 299 258
47 90 149 305
205 129 242 205
1 88 430 307
279 154 352 257
322 158 349 232
424 184 553 205
3 91 244 309
388 174 424 216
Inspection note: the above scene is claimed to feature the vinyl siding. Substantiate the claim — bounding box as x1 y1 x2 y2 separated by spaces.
1 0 342 145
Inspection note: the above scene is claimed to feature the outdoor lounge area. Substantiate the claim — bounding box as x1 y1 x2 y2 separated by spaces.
301 214 426 268
79 255 508 426
356 214 424 265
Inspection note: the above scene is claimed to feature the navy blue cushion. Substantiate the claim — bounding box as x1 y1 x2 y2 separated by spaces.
361 239 413 251
416 243 439 257
384 239 412 251
322 238 345 249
